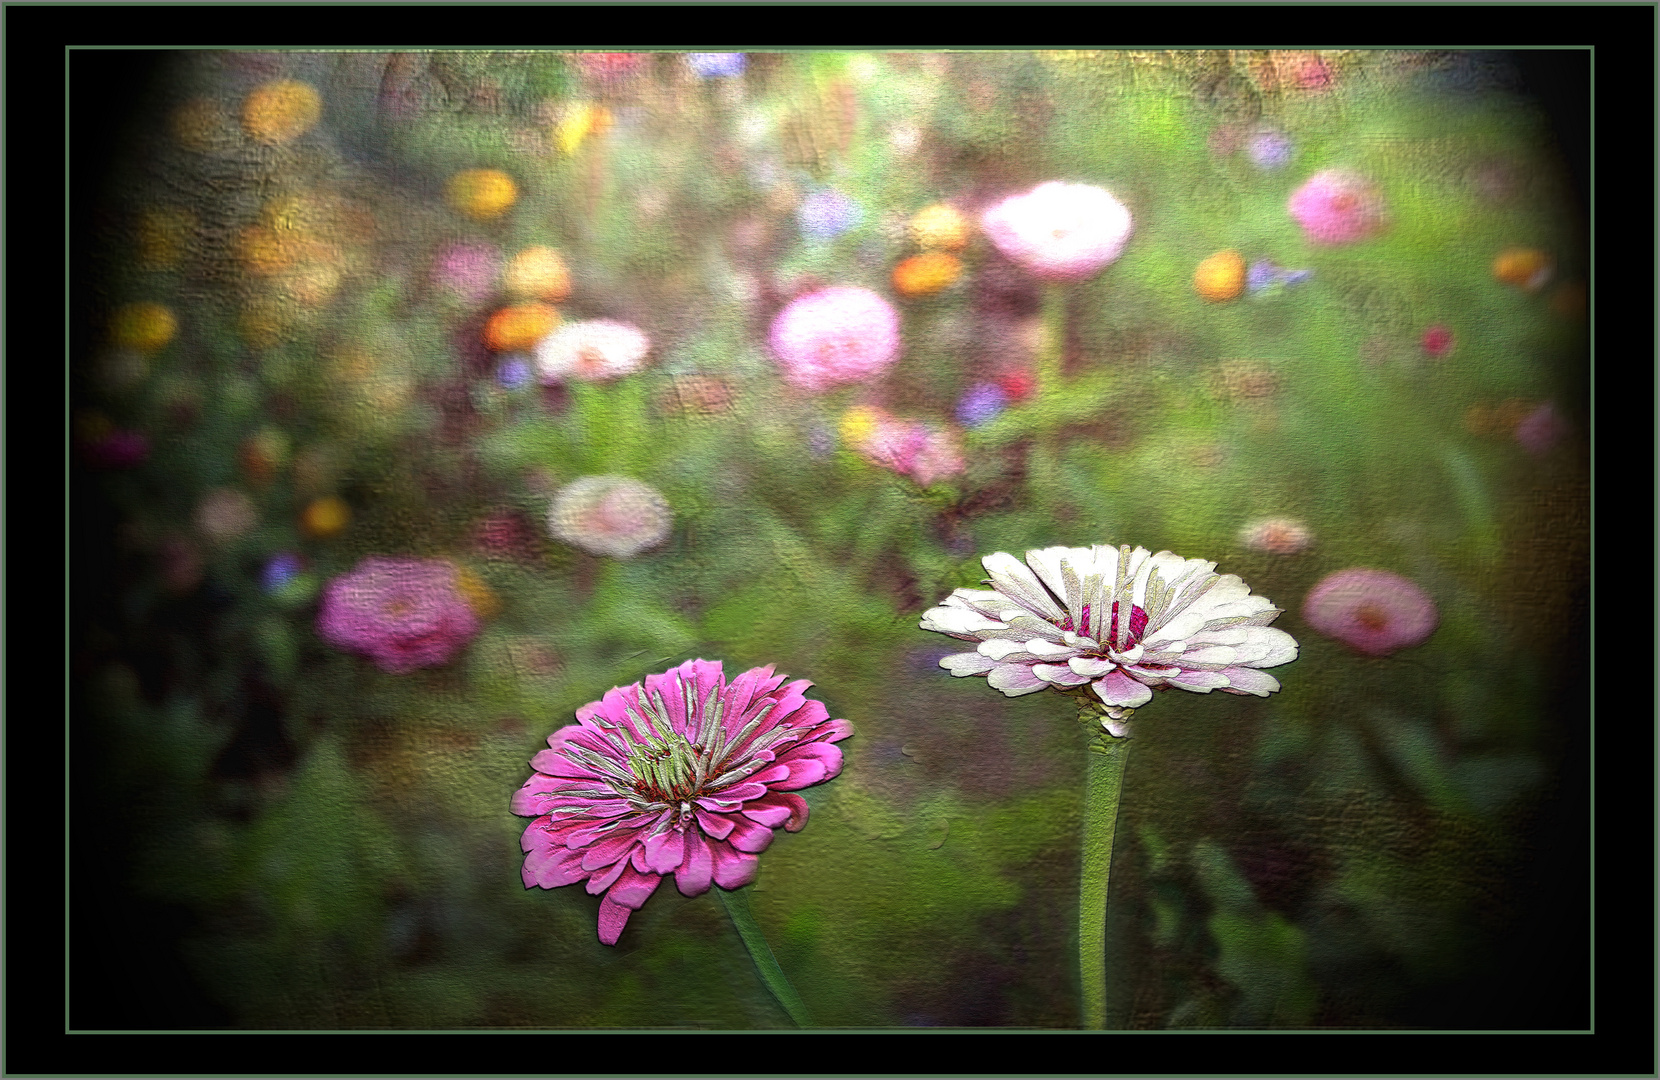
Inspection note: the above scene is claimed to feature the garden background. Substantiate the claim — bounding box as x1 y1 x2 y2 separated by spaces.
70 48 1589 1031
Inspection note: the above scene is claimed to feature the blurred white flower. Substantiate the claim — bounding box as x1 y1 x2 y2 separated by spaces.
535 320 651 383
548 476 672 558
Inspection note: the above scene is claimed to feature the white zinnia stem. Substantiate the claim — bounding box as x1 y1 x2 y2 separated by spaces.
1079 703 1130 1031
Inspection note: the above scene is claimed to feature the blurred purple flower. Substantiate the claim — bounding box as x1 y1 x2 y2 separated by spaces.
687 53 747 78
262 552 304 593
497 356 533 391
433 242 501 302
956 382 1008 427
1246 131 1293 169
798 190 862 240
83 430 150 469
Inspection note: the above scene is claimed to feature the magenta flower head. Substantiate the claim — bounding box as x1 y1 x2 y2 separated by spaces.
979 181 1133 282
768 286 901 392
316 556 481 674
1288 170 1386 245
1302 567 1438 657
431 242 501 302
922 546 1297 736
513 659 853 945
1514 402 1567 457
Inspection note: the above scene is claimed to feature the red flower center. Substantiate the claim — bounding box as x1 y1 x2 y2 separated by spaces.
1068 601 1149 648
1353 602 1390 633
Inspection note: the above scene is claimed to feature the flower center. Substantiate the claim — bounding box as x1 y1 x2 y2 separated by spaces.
1332 193 1360 212
1067 601 1149 651
1353 602 1390 632
383 598 415 617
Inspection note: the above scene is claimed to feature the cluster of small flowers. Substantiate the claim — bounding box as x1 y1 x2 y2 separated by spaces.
839 407 965 486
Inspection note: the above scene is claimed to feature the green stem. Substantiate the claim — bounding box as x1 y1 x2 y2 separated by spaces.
717 885 815 1029
1079 731 1131 1030
1036 283 1069 400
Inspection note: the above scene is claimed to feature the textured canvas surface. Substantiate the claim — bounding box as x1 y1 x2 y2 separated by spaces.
70 49 1590 1033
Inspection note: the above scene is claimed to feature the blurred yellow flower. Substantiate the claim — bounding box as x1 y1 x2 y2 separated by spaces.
839 406 883 448
1193 250 1246 302
454 566 503 620
484 303 561 351
242 80 322 144
447 169 518 220
301 496 351 539
1491 247 1553 292
908 203 970 252
111 303 177 352
892 252 962 297
555 102 612 155
502 247 572 301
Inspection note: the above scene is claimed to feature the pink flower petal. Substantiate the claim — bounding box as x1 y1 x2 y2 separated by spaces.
1216 666 1282 696
710 841 759 889
675 830 715 896
641 826 687 874
585 856 630 895
606 863 663 910
695 809 735 839
597 895 633 945
725 815 776 854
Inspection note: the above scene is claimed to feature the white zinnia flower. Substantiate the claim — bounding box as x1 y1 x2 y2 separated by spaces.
921 545 1298 736
548 476 672 558
534 320 651 383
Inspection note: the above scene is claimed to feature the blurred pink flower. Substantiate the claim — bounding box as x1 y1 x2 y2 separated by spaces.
432 242 501 302
980 182 1133 282
512 658 852 945
768 287 901 392
1288 170 1385 245
316 557 481 673
548 476 672 558
842 407 965 486
1514 402 1566 456
1239 518 1313 555
922 546 1298 735
535 320 651 383
1302 568 1437 657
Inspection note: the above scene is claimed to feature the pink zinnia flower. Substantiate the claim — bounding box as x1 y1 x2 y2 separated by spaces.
1302 568 1438 657
979 182 1133 282
316 556 482 673
513 659 852 945
768 287 901 392
1288 170 1385 245
922 546 1298 736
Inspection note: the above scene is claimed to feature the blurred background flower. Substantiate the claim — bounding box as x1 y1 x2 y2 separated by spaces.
548 476 672 558
768 286 901 392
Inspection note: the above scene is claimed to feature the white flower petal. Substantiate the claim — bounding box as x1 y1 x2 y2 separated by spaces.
1216 667 1281 696
1167 669 1232 692
1068 656 1116 678
1179 646 1238 668
1092 670 1154 708
977 638 1032 661
1033 662 1092 686
918 604 1008 639
987 662 1048 695
939 652 996 676
1025 638 1081 660
982 551 1066 622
